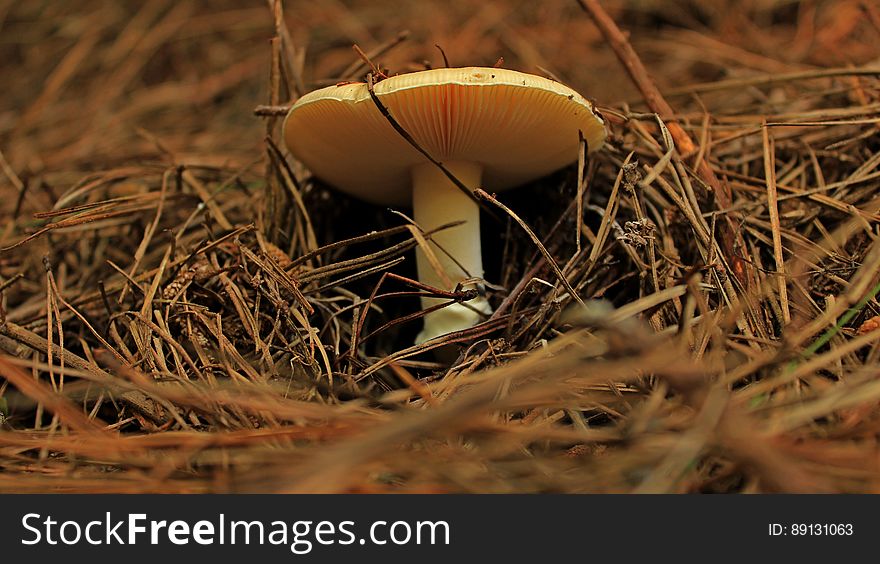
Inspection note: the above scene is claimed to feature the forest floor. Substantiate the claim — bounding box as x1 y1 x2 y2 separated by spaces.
0 0 879 492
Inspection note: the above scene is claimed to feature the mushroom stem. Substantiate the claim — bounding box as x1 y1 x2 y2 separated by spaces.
411 160 492 344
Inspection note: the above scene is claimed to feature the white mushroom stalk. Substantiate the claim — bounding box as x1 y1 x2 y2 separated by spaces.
283 67 606 344
411 161 491 343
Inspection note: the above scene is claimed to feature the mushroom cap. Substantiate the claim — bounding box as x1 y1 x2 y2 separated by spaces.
283 67 606 206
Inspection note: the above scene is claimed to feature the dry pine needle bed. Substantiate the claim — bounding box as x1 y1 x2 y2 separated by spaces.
0 0 879 493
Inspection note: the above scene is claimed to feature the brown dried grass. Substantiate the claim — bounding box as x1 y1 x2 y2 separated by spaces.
0 0 879 493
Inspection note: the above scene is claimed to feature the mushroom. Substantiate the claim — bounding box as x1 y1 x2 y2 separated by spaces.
283 67 606 343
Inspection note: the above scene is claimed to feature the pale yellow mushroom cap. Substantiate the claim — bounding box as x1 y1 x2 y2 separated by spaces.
283 67 606 205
